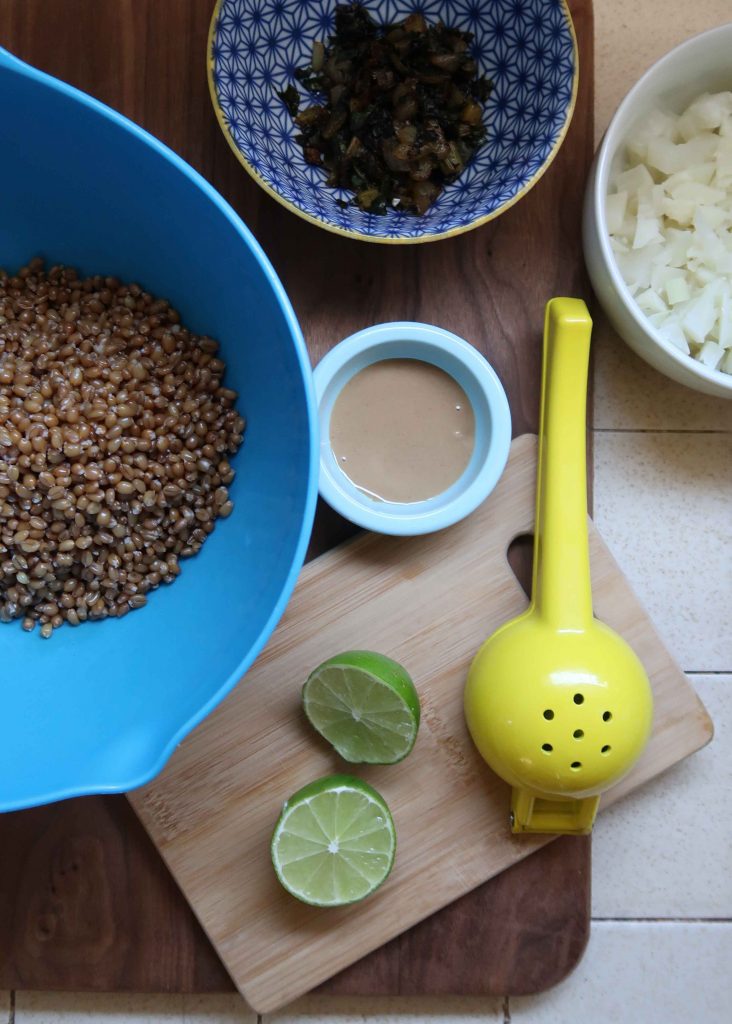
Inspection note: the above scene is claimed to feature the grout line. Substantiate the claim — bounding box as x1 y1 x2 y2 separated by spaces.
8 991 14 1024
682 670 732 677
503 994 511 1022
594 427 732 434
592 917 732 923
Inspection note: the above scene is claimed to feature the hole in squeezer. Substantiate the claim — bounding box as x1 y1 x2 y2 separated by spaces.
601 745 612 754
570 761 582 770
603 711 612 721
543 709 554 720
542 743 553 753
573 693 584 705
573 729 584 739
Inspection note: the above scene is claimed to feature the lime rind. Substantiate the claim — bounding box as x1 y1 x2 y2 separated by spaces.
271 775 396 907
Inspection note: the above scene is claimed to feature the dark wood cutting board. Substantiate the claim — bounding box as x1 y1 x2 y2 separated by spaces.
0 0 593 997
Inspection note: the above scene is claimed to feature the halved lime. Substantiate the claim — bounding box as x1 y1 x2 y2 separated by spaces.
271 774 396 907
302 651 420 764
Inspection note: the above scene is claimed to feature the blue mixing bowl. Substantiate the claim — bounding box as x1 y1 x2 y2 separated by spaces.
0 48 318 811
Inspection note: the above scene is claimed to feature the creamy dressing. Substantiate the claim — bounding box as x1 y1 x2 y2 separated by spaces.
329 359 475 503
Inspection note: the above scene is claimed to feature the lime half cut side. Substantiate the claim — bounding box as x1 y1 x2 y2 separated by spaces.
271 774 396 907
303 651 420 764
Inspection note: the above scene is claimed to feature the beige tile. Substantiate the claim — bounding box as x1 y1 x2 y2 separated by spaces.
594 0 732 143
13 991 255 1024
593 675 732 917
593 432 732 671
14 992 181 1023
593 316 732 431
510 921 732 1023
265 994 503 1023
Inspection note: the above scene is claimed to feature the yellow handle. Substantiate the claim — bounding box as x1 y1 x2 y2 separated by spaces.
531 298 593 630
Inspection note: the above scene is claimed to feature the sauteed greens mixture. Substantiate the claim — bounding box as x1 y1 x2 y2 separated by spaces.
279 3 493 215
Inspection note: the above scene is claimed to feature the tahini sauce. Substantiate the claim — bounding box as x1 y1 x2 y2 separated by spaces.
330 359 475 503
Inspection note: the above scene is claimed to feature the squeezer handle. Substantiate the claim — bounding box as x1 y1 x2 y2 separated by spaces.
530 297 593 631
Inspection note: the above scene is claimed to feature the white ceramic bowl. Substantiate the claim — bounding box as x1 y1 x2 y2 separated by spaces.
314 323 512 535
583 24 732 399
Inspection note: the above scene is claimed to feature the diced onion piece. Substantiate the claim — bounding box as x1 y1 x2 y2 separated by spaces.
605 190 628 233
698 340 724 368
661 197 695 226
614 163 655 195
682 289 718 344
694 204 729 230
665 164 716 190
646 312 666 327
668 180 725 204
663 228 692 267
718 292 732 349
658 321 690 354
677 93 732 140
633 203 663 249
666 276 690 305
649 184 666 215
637 288 667 315
651 264 682 293
645 139 683 174
611 235 630 255
615 243 663 291
714 137 732 187
626 108 678 162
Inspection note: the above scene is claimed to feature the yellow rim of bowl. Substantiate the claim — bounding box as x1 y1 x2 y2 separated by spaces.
206 0 579 245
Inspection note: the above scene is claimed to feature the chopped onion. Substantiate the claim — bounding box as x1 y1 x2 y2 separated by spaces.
607 91 732 376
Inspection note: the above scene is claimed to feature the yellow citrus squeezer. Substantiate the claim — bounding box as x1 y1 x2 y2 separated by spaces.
464 298 653 835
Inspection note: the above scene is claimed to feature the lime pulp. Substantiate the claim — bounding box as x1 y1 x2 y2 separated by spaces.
302 650 420 764
271 774 396 907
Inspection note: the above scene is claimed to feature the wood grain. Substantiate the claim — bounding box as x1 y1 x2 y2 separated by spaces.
0 0 597 999
130 436 712 1014
0 798 230 992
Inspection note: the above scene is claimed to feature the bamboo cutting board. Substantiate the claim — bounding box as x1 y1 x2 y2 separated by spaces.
130 434 712 1014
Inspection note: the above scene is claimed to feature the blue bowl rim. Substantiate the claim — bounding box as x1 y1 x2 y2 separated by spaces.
0 45 320 808
207 0 580 245
314 321 512 535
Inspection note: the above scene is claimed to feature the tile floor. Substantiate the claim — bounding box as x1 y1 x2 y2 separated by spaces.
5 1 732 1021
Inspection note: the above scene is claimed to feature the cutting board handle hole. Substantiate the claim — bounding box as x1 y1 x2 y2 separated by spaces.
506 533 534 598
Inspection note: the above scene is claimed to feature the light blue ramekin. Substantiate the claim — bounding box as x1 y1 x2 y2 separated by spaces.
314 322 512 536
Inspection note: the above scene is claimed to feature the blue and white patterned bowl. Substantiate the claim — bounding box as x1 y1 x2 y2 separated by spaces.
208 0 578 243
